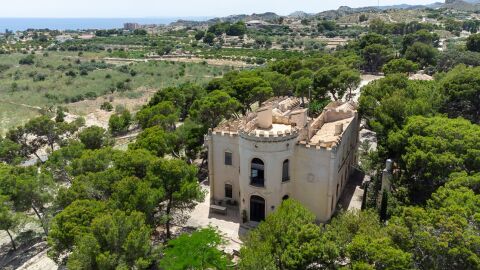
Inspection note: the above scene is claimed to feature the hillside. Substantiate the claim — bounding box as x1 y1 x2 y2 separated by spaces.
444 0 480 10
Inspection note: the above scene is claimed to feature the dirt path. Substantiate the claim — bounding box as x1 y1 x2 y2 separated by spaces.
386 14 397 23
0 99 42 111
104 56 254 68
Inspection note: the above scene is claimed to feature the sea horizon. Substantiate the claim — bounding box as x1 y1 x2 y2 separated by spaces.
0 17 213 32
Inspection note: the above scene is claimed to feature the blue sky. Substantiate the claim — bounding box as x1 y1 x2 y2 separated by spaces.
1 0 438 18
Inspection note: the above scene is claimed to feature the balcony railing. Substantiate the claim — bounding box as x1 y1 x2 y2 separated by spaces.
250 177 265 187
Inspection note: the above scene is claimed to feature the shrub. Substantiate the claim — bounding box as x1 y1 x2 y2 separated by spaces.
100 102 113 111
33 73 47 82
84 92 97 100
19 55 35 65
65 70 77 77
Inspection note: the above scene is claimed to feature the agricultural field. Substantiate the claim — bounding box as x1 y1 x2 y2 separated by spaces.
0 51 233 134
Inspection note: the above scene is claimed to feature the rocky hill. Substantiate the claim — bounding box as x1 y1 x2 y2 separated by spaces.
444 0 480 11
208 12 281 23
450 0 480 3
288 11 313 19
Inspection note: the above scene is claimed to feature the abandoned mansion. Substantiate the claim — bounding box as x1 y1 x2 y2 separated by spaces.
206 97 359 223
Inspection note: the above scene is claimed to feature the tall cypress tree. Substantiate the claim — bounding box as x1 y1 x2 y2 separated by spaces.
379 191 389 222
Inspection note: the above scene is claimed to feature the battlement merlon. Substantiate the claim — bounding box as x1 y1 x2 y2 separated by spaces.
211 96 357 148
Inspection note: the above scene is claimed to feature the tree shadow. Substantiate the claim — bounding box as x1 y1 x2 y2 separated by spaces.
0 230 47 270
337 168 365 211
207 205 241 224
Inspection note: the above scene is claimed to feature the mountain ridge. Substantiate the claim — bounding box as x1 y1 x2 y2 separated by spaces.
169 1 480 27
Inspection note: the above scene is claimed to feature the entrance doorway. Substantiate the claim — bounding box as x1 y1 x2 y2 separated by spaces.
250 195 265 222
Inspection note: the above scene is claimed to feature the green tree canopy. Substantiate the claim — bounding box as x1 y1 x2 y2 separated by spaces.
231 76 273 113
362 44 394 73
0 165 54 235
189 90 241 129
466 33 480 52
112 149 156 179
148 83 205 120
109 176 164 225
203 32 215 46
440 65 480 123
159 227 231 270
387 173 480 269
43 140 85 183
0 137 22 165
108 109 131 135
56 168 124 208
313 64 360 101
388 116 480 202
66 210 155 270
293 76 313 105
174 119 205 161
359 74 443 142
70 147 117 176
78 126 110 150
48 199 107 261
259 71 293 96
136 101 179 130
436 49 480 72
147 158 204 238
405 42 437 68
129 126 178 157
0 195 24 251
402 29 439 53
239 199 324 270
383 58 419 75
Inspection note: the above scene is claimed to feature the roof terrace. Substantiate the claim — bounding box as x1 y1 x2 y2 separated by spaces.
212 97 357 148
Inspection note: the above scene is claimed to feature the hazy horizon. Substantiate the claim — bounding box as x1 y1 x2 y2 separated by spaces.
2 0 439 18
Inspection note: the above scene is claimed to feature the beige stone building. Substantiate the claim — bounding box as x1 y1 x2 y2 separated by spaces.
206 97 359 223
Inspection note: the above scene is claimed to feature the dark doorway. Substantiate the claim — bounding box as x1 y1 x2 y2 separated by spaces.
250 195 265 222
282 195 289 201
225 184 232 198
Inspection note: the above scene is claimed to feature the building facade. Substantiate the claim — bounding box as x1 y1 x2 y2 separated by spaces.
206 97 359 223
123 23 141 30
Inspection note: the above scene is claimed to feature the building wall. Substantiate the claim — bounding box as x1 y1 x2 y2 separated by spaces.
293 146 333 222
331 114 359 210
237 135 297 219
208 112 359 223
209 133 240 204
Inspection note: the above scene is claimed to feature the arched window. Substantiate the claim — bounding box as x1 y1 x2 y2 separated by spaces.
282 159 290 182
282 195 290 201
250 158 265 187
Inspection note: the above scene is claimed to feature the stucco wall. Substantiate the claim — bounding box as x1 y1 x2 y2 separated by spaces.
331 113 359 208
293 146 333 222
207 111 359 223
238 135 297 219
209 133 240 203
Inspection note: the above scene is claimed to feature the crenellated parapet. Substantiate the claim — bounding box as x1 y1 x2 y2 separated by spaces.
297 138 339 151
238 127 300 142
210 130 239 137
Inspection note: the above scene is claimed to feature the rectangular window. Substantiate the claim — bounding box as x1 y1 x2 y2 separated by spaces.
224 152 232 165
225 184 233 198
